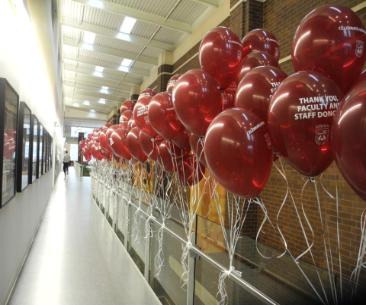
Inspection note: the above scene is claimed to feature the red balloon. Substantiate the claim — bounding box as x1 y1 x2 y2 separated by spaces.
268 71 343 176
189 133 206 167
126 127 147 162
167 74 181 94
199 27 243 89
238 50 278 81
107 124 132 160
177 154 204 186
119 109 132 123
139 130 162 161
120 100 134 114
140 88 157 97
221 83 237 110
332 80 366 200
148 92 189 149
242 29 280 61
156 141 183 172
235 66 287 121
292 5 366 93
204 108 272 197
91 144 104 161
172 69 222 136
133 95 157 136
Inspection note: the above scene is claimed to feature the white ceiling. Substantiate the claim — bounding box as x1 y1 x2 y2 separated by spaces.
60 0 218 117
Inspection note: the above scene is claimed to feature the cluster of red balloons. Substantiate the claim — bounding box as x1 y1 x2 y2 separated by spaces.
81 5 366 201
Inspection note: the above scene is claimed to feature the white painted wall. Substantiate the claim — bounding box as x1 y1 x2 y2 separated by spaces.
0 1 63 304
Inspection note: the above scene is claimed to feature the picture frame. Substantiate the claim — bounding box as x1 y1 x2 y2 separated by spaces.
16 102 32 192
0 78 19 208
40 125 44 175
31 115 40 181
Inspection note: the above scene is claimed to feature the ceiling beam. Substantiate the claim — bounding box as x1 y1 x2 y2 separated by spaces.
63 36 158 65
192 0 219 6
63 80 130 96
64 106 109 119
64 93 121 105
72 0 192 33
62 20 175 51
62 62 142 84
62 66 141 86
62 56 150 77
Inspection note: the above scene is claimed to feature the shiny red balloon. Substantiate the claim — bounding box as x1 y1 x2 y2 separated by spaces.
292 5 366 93
133 95 157 136
157 140 183 172
189 133 206 167
268 71 343 176
199 27 243 89
172 69 222 136
126 127 147 162
119 109 132 124
235 66 287 121
140 88 157 97
238 50 278 81
242 29 280 61
332 80 366 200
177 154 204 186
221 83 237 110
120 100 134 114
139 130 162 161
107 124 132 160
167 74 181 94
148 91 189 149
204 108 272 197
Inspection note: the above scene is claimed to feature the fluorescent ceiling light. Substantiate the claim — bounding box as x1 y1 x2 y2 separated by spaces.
73 103 80 107
116 32 131 41
121 58 133 67
119 16 136 34
83 31 96 44
118 65 130 73
93 71 103 77
98 98 106 104
118 58 133 72
90 109 96 113
100 86 109 94
81 43 94 51
88 0 104 9
93 66 104 77
83 100 90 106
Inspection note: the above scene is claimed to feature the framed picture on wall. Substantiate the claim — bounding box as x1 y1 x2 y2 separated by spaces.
16 102 32 192
31 115 39 181
44 130 48 173
40 125 44 175
0 78 19 208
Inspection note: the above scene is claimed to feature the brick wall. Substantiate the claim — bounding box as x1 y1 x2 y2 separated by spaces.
146 0 366 292
258 1 366 287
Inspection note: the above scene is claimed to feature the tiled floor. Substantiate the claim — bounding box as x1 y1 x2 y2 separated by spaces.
9 168 161 305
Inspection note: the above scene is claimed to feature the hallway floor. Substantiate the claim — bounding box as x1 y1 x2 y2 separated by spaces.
9 168 161 305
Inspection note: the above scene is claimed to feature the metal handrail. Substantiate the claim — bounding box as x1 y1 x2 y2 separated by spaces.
92 175 280 305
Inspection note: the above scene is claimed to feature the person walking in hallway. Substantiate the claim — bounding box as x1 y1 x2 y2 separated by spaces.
63 150 70 177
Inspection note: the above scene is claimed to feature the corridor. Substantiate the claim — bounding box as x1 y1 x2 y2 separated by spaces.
8 169 161 305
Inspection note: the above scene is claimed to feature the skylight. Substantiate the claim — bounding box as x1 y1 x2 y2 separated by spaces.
88 0 104 9
100 86 109 94
118 58 134 73
119 16 137 34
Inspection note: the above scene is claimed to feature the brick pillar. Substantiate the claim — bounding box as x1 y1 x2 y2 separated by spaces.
230 0 264 38
229 0 265 237
130 94 139 101
157 64 173 92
